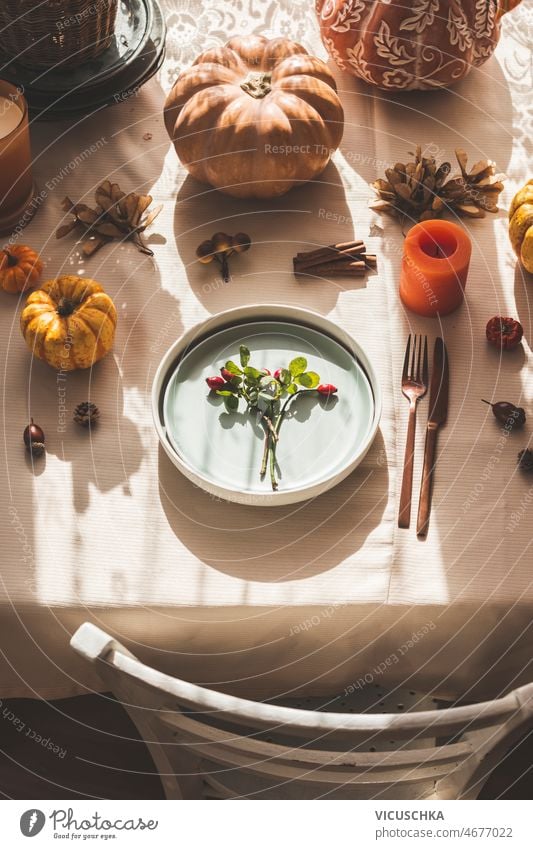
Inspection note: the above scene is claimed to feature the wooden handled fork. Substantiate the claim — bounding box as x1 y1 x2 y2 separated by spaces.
398 334 428 528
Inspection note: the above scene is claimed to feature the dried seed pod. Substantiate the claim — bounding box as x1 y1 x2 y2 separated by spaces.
232 232 251 253
196 240 215 264
211 232 233 254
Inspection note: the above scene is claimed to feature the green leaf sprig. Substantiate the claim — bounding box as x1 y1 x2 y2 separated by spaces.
205 346 337 490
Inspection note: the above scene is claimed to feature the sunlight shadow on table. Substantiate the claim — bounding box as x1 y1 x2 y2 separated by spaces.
33 356 144 515
172 160 374 316
337 52 513 182
158 429 389 583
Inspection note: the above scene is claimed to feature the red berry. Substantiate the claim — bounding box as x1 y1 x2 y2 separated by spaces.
206 376 225 390
317 384 337 396
273 368 282 380
220 368 235 382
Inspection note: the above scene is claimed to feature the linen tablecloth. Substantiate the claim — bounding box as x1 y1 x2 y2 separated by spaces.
1 1 532 702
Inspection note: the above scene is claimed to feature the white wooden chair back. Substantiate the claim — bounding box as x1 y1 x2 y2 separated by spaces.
71 623 533 800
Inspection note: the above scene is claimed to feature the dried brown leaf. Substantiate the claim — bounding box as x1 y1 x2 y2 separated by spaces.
133 194 152 227
122 193 138 223
139 203 163 230
455 203 486 218
95 222 124 237
95 182 114 211
60 178 162 257
455 148 468 175
77 208 99 225
56 221 79 239
82 237 106 256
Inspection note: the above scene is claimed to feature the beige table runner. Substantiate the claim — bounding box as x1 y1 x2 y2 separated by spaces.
0 1 531 701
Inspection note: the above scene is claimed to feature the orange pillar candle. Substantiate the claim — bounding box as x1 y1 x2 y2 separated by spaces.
0 81 36 235
399 219 472 317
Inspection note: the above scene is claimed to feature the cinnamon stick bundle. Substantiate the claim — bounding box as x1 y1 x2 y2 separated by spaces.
293 239 377 277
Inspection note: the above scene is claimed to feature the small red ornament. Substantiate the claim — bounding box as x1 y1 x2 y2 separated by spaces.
486 316 523 350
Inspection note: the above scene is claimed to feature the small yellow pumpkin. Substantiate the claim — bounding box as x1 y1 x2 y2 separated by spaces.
20 275 117 370
509 179 533 273
0 245 43 293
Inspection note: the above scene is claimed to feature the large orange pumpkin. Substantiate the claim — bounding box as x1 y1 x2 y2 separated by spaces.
164 35 344 199
316 0 522 90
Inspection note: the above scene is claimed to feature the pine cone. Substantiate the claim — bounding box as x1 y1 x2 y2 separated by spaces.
439 149 506 218
74 402 100 428
371 146 505 224
517 449 533 472
371 145 447 223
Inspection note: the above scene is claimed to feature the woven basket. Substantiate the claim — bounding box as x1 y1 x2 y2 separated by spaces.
0 0 119 69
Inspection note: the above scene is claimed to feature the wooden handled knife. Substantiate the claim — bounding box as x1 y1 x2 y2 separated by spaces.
417 337 449 537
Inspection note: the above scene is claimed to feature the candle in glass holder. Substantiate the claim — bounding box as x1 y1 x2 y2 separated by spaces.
399 219 472 317
0 81 36 235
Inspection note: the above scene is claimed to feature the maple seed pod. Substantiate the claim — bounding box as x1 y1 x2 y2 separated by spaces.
206 376 226 390
317 384 337 396
196 240 215 264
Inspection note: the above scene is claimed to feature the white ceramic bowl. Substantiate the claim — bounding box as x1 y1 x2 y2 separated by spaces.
152 304 382 506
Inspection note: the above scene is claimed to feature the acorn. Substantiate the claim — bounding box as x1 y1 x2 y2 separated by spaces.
482 399 526 429
23 418 45 458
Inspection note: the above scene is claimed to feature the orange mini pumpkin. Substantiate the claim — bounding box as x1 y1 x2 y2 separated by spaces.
0 245 43 293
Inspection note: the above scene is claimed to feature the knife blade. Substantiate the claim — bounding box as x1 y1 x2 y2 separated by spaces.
417 337 449 537
428 337 449 427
